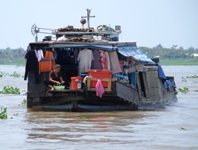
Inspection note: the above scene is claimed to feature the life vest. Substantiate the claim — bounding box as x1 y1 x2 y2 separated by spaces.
39 51 56 74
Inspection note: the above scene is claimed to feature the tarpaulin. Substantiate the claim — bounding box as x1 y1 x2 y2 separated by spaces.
117 46 154 63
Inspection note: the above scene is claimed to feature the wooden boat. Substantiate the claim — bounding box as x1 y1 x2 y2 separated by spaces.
25 10 177 111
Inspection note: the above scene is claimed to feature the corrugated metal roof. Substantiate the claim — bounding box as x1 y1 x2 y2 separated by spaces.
117 46 154 63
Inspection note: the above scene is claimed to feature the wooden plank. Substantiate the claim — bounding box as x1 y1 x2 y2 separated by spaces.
112 78 118 81
116 82 140 105
107 79 111 91
87 78 111 81
87 77 91 90
136 73 142 99
142 72 149 98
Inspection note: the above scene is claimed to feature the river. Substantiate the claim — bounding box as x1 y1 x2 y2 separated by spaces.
0 65 198 150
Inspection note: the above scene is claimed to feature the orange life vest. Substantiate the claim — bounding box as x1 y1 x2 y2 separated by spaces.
39 51 56 74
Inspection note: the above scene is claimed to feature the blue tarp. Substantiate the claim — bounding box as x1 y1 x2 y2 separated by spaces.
117 46 154 63
157 63 166 79
88 44 116 51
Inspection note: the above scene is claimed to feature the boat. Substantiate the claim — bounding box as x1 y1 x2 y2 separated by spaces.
24 9 177 111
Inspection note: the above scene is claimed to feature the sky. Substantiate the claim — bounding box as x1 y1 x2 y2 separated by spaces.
0 0 198 49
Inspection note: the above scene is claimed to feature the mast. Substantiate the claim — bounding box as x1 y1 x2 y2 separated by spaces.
81 8 95 28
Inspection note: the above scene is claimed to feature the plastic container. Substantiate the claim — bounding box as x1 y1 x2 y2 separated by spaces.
88 70 112 88
54 85 65 90
71 76 82 90
88 70 112 78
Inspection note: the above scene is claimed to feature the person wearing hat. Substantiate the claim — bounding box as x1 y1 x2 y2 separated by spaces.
47 64 65 90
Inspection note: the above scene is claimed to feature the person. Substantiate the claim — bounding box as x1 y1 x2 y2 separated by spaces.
47 64 65 90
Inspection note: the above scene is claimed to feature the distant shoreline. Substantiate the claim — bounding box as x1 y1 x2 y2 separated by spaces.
0 58 197 66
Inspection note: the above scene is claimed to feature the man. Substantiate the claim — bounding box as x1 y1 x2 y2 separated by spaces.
47 64 65 90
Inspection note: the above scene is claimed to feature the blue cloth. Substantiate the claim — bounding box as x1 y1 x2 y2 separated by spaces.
163 80 175 89
128 72 136 88
157 63 166 79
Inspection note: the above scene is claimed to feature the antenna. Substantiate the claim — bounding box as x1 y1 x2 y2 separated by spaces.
31 24 55 41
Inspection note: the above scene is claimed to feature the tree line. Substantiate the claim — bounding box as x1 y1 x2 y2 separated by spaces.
0 45 198 65
0 47 25 59
139 45 198 59
0 47 26 65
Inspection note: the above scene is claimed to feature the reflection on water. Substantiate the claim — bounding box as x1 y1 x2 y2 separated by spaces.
0 65 198 150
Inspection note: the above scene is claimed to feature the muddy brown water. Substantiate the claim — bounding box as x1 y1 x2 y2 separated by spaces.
0 65 198 150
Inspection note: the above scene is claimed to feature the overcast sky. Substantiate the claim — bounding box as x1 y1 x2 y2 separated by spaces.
0 0 197 49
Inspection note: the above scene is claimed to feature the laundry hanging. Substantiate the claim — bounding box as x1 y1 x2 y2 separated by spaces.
77 48 94 73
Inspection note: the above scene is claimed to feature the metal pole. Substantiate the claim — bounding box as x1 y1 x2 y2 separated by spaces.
87 11 90 28
35 34 38 42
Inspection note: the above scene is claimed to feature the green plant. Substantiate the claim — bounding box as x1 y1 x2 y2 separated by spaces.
0 86 21 94
187 75 198 78
9 71 20 78
0 71 8 77
20 90 26 95
181 77 187 82
178 87 189 94
0 72 3 78
0 107 7 119
18 99 27 106
80 117 88 121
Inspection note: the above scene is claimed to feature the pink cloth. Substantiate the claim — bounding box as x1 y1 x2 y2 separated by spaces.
99 50 107 70
119 60 124 72
95 79 105 98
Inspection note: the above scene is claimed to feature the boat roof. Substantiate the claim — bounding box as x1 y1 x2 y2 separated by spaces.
29 41 154 64
29 41 136 48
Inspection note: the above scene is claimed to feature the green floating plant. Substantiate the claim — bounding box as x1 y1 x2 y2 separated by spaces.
0 71 8 78
186 75 198 78
20 90 27 95
0 72 3 78
178 87 189 94
80 117 89 121
181 77 187 82
18 99 27 106
0 107 7 119
9 71 21 78
0 86 21 94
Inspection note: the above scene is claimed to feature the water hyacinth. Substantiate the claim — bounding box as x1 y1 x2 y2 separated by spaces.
0 107 7 119
0 71 9 78
9 71 21 78
18 99 27 106
178 87 189 94
186 75 198 78
0 86 21 94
